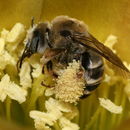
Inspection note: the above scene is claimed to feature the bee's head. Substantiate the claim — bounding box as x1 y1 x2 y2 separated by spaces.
18 22 50 68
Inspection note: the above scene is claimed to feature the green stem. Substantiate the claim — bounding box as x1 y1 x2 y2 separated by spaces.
79 94 97 130
109 82 123 130
24 75 45 124
5 97 11 121
0 102 5 117
24 87 40 124
74 108 79 125
116 93 127 126
26 91 38 111
79 99 86 130
53 122 61 130
38 95 46 111
93 115 100 130
85 107 101 130
85 95 94 124
99 84 110 130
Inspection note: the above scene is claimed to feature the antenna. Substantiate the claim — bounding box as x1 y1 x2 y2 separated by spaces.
31 17 35 27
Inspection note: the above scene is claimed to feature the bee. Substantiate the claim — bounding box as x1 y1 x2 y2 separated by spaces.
18 16 130 98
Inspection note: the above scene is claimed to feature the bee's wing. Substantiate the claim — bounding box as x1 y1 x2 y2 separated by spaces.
72 32 130 78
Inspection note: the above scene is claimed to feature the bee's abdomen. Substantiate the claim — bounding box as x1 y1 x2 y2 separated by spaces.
81 50 104 98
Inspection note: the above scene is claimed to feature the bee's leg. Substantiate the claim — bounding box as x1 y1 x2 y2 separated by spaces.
41 81 54 88
46 61 53 72
41 48 64 75
42 60 53 75
46 61 58 78
41 61 57 88
42 65 45 74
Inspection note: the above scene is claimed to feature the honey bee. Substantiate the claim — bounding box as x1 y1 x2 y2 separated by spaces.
18 16 130 98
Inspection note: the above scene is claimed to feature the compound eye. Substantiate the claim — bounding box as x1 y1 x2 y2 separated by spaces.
33 30 40 36
46 28 50 33
60 30 71 37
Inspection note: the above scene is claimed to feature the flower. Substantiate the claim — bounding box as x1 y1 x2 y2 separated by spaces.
0 22 129 130
0 1 129 128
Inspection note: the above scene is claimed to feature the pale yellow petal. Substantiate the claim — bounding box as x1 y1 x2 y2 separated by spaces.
19 62 32 89
34 119 51 130
6 23 26 52
1 28 9 39
32 63 42 78
0 51 16 69
0 74 9 102
59 117 79 130
6 82 27 104
6 23 25 43
0 38 5 54
30 111 54 126
104 35 117 53
0 74 27 103
99 98 122 114
45 88 55 97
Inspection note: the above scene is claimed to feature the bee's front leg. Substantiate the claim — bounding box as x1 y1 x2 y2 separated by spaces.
41 81 54 88
41 61 57 88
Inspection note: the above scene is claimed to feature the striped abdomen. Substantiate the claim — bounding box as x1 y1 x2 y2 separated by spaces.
81 50 104 98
